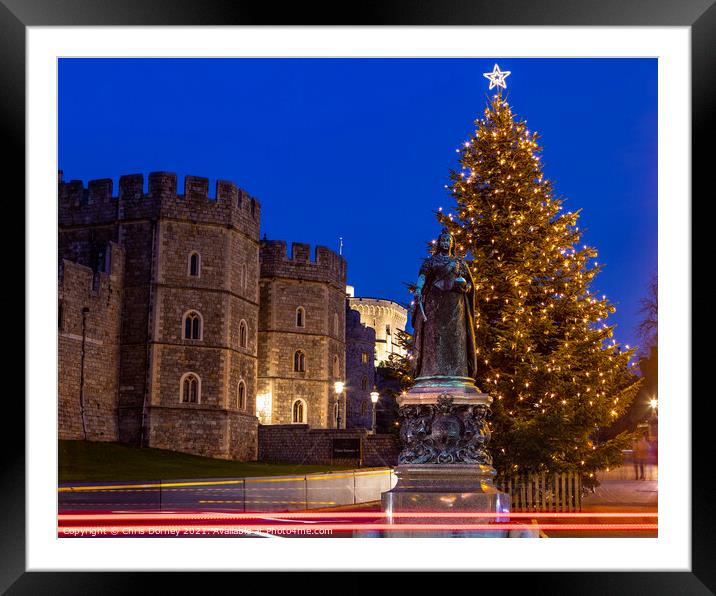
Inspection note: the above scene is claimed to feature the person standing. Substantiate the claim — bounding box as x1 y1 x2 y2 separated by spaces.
633 434 650 480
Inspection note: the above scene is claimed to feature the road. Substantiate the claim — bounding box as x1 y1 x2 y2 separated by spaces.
58 476 657 538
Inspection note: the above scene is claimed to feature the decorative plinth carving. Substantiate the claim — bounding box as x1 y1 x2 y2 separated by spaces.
398 394 492 465
381 389 511 536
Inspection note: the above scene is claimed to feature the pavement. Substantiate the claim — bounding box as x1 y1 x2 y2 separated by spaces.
582 479 658 510
539 478 658 538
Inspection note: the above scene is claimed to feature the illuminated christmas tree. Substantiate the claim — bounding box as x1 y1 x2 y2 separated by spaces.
436 72 642 485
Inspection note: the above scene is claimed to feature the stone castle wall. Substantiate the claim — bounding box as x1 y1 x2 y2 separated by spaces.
58 173 399 462
58 242 124 441
258 425 399 467
148 407 258 460
259 240 345 290
59 172 261 460
59 173 259 238
257 240 346 428
345 306 376 429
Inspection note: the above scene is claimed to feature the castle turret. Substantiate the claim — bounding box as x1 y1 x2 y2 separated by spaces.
348 295 408 366
58 173 260 460
257 240 347 428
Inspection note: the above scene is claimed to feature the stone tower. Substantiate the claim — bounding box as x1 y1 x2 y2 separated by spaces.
347 294 408 366
58 172 260 460
257 240 347 428
344 305 376 429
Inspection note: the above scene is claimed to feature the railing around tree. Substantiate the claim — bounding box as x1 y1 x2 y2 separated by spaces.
497 471 582 512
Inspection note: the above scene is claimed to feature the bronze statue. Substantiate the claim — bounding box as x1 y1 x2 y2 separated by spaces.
383 229 507 528
411 228 478 381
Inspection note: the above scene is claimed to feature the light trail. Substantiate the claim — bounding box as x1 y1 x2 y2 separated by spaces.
59 511 658 521
57 522 658 534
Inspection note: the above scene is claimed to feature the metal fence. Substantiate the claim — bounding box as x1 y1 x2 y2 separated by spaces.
497 471 582 512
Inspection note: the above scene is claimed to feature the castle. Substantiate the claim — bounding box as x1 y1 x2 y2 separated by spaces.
257 240 347 428
347 288 408 366
58 171 403 461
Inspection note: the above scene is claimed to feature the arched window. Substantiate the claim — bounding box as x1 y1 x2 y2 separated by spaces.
333 402 339 426
180 373 201 403
183 311 202 340
334 313 339 336
241 263 247 291
361 401 369 416
294 350 305 372
296 306 305 328
238 380 246 410
292 399 306 423
332 355 340 378
188 252 201 277
239 320 248 348
361 352 369 364
361 376 368 391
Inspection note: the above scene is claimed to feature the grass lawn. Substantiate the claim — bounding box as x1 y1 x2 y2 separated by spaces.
59 440 357 483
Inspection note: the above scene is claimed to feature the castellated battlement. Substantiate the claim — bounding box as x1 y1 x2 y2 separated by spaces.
59 241 125 298
58 172 260 239
259 239 346 289
58 241 124 442
346 307 376 343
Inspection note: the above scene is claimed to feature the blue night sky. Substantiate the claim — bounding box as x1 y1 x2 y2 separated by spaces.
58 58 657 352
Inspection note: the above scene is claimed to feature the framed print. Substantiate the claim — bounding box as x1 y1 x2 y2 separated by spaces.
7 0 708 591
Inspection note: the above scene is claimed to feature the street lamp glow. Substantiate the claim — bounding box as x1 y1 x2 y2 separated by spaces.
334 381 344 429
369 387 380 435
255 392 272 424
650 398 658 410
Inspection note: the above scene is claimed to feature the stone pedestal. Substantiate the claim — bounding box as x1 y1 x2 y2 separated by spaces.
381 464 509 537
380 376 510 537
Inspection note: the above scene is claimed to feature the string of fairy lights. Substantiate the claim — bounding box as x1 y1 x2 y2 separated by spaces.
409 64 641 474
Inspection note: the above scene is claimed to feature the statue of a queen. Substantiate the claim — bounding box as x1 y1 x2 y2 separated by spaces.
411 228 478 385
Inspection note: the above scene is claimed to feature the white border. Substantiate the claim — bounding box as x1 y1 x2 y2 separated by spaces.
27 26 690 571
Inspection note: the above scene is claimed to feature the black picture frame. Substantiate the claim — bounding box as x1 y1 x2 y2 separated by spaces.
7 0 705 592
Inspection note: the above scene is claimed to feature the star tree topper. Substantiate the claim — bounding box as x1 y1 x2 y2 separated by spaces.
483 64 511 90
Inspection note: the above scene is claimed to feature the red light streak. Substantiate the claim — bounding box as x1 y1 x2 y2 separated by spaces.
58 511 657 521
57 523 657 534
58 510 658 536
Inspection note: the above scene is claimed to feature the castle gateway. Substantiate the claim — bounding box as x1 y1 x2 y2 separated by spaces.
58 172 351 460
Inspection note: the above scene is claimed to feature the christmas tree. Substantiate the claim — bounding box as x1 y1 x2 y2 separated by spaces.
433 82 642 486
